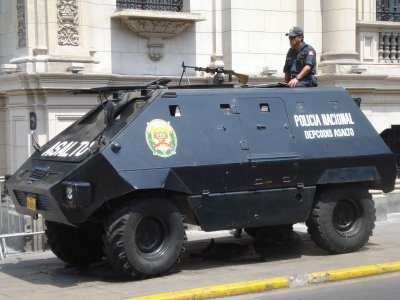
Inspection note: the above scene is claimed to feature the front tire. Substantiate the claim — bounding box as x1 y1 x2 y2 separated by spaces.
103 198 184 279
306 185 375 253
45 220 104 266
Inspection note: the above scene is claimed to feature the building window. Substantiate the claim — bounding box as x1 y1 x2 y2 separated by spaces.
116 0 183 12
376 0 400 21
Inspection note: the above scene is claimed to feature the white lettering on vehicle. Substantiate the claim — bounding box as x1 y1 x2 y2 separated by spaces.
294 114 322 127
293 112 356 140
321 113 354 126
304 129 334 139
41 141 95 157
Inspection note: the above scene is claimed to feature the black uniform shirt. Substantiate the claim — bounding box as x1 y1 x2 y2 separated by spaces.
283 42 316 80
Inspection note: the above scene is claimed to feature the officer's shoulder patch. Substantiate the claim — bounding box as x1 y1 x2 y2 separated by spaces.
308 50 315 56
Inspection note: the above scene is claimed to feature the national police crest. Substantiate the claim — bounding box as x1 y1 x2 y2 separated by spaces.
145 119 177 157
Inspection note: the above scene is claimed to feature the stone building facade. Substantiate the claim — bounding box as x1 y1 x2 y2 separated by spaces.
0 0 399 176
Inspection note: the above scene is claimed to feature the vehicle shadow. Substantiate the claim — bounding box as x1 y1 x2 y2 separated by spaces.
178 230 324 272
0 229 374 288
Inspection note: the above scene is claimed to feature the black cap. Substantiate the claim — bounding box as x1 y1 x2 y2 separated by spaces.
286 26 303 37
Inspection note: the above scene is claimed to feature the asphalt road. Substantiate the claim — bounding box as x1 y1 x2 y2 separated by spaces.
233 272 400 300
0 215 399 299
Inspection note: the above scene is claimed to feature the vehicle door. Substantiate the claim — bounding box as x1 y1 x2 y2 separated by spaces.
237 97 299 189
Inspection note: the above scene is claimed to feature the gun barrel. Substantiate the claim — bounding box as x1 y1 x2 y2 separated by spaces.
182 63 204 71
180 62 249 84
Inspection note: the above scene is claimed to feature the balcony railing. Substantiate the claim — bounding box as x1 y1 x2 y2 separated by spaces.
379 32 400 62
116 0 183 12
376 0 400 21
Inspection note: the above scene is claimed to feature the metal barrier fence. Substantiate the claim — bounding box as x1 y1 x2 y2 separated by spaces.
0 176 45 260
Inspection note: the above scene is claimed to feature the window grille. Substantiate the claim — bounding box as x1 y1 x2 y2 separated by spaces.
116 0 183 12
376 0 400 21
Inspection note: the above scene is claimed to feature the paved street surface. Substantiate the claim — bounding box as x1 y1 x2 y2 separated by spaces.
0 213 399 300
232 272 400 300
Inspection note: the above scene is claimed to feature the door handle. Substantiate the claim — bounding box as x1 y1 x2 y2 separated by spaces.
257 124 267 130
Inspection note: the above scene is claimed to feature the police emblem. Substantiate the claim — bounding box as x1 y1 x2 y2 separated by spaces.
145 119 177 157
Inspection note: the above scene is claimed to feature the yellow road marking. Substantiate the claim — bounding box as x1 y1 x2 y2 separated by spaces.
127 261 400 300
128 277 289 300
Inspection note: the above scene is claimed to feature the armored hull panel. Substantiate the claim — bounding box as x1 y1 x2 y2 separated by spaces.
6 84 397 279
7 87 396 227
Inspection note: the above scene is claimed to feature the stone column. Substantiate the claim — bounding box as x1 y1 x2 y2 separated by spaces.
357 0 376 21
0 97 8 175
320 0 359 72
8 0 98 74
210 0 224 67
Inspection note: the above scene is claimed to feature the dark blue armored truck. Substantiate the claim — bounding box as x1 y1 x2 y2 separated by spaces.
7 82 397 279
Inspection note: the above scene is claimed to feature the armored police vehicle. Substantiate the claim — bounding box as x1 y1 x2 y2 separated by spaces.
7 80 397 279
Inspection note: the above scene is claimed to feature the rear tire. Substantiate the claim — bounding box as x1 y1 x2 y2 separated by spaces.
45 220 104 266
103 198 184 279
306 185 375 253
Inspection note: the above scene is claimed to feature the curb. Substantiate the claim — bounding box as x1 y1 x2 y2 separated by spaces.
128 261 400 300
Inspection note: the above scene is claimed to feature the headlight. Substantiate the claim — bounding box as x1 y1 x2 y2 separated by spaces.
62 181 91 209
65 185 74 200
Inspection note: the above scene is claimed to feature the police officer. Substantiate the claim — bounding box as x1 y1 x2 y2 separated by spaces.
283 26 317 87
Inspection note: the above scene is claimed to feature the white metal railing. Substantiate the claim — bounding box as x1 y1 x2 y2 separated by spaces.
0 176 45 260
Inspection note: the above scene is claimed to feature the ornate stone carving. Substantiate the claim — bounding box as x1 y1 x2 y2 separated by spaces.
125 19 190 38
123 19 190 61
57 0 79 46
112 10 205 61
148 38 164 61
17 0 26 48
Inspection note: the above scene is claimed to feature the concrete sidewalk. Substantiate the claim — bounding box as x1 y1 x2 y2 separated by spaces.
0 213 399 300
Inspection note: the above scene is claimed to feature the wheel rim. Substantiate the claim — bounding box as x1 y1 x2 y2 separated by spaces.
135 217 167 255
332 199 362 234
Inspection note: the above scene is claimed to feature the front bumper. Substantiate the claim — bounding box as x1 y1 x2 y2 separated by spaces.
7 154 134 225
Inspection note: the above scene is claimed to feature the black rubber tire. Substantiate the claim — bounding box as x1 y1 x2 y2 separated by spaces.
306 185 375 254
45 220 104 266
103 198 184 279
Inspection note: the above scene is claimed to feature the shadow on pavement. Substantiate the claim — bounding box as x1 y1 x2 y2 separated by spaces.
0 229 376 288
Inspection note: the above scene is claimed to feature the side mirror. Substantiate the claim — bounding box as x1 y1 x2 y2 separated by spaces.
353 97 361 107
29 112 37 130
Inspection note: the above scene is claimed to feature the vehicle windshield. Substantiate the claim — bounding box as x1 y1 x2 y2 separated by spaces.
38 90 149 162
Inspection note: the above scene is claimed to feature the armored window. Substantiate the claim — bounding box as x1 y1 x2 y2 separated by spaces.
260 103 270 112
296 102 307 113
330 101 340 110
220 104 231 115
169 105 182 117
